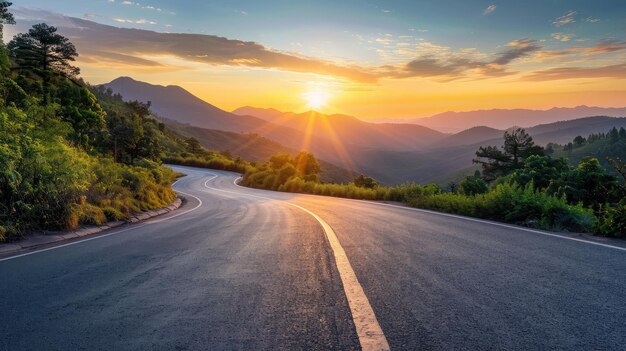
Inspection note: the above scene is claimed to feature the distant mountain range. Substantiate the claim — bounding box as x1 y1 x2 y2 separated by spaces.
232 106 445 151
103 77 446 152
102 77 626 185
409 106 626 133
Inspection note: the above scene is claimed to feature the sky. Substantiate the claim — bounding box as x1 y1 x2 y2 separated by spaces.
5 0 626 119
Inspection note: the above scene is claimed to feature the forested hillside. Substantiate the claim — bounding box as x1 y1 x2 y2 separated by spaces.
0 4 244 241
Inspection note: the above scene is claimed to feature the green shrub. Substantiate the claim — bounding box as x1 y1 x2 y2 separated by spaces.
595 200 626 237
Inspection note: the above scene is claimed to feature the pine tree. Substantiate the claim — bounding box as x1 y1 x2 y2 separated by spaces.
8 23 79 77
0 2 15 43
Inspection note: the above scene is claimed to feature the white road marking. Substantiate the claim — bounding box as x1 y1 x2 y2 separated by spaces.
0 177 206 262
230 175 626 253
202 173 390 351
369 202 626 253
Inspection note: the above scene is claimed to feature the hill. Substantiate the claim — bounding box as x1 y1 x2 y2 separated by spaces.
104 78 447 153
433 126 502 148
410 106 626 133
102 77 271 133
233 106 447 151
159 118 356 182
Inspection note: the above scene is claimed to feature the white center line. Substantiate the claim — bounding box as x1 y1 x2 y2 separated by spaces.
201 173 391 351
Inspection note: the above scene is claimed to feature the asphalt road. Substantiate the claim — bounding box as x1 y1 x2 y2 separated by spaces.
1 165 625 350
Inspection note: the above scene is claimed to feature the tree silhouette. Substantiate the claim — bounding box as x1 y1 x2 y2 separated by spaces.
474 128 543 181
0 2 14 42
8 23 79 77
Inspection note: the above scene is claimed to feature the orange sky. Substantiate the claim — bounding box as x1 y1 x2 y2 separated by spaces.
82 61 626 119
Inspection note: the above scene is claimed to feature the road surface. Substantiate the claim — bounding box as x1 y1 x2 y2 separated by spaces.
1 165 625 350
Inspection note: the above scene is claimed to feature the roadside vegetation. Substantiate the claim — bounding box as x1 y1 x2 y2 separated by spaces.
242 128 626 236
0 3 203 241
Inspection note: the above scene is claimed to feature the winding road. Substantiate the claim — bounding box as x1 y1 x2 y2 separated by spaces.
1 165 625 350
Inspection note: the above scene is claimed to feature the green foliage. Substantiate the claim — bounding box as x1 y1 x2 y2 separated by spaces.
242 151 600 234
460 175 488 195
0 9 180 242
8 23 80 77
474 128 544 181
0 1 15 42
353 174 379 189
511 155 570 191
407 183 595 232
596 199 626 237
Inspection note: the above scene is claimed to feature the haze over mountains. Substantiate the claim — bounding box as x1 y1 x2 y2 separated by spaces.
102 77 626 184
410 106 626 133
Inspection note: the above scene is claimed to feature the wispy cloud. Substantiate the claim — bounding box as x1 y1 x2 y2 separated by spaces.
483 5 496 15
524 63 626 81
11 11 377 83
581 38 626 55
553 10 576 27
493 39 541 65
114 0 167 13
113 17 156 25
392 38 541 79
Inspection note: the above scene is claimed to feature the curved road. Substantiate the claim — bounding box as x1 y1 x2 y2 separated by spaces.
1 165 625 350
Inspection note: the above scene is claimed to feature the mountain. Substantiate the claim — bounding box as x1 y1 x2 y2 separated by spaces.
102 77 269 133
233 106 447 151
103 77 626 185
232 106 285 123
352 116 626 184
410 106 626 133
527 116 626 145
104 78 447 153
433 126 503 148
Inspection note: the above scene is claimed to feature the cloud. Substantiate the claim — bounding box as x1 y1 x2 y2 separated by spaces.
113 17 156 25
483 5 496 15
10 10 377 83
393 39 541 79
580 38 626 55
492 39 541 65
553 10 576 27
585 16 600 23
551 33 574 42
524 63 626 81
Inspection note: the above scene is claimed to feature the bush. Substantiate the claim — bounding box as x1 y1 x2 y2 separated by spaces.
596 200 626 237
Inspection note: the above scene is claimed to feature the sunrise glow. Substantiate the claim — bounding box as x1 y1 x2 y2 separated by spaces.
303 90 330 110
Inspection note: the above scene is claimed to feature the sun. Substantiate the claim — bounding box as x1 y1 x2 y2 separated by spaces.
302 90 330 110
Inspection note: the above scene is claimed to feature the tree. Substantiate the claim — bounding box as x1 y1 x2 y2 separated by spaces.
573 135 586 147
184 137 203 154
559 157 618 209
8 23 80 77
353 174 378 189
473 146 511 181
0 2 14 42
503 128 544 168
293 151 321 177
511 155 570 191
460 176 488 196
474 128 543 181
269 154 292 171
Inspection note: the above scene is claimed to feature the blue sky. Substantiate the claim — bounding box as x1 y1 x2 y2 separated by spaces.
6 0 626 117
14 0 625 64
